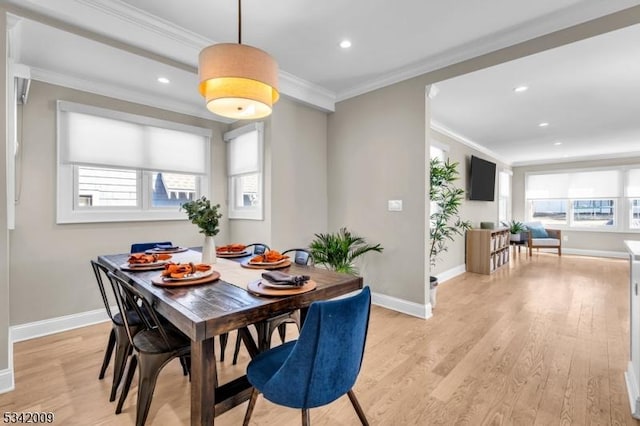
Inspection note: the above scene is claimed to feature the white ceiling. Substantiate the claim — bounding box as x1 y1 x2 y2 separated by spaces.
6 0 640 164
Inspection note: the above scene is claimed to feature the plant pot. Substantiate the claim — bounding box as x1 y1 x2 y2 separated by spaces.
429 276 438 308
201 235 217 264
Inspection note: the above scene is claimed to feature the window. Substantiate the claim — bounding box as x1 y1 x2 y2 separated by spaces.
628 169 640 229
498 170 511 224
224 123 264 220
57 101 210 223
525 167 640 231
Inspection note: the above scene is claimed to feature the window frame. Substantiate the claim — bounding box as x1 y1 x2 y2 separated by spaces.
56 101 210 224
498 169 512 225
224 122 265 220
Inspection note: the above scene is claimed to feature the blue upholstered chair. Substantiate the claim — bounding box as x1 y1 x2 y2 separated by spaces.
130 241 173 253
243 287 371 425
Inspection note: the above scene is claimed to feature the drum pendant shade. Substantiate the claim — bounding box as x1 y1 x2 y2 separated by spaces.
198 43 279 120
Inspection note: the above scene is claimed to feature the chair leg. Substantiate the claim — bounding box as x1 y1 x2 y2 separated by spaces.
135 352 174 426
302 409 310 426
242 388 259 426
220 332 229 361
233 331 242 365
116 354 137 414
110 326 132 402
99 328 116 380
277 323 287 344
347 390 369 426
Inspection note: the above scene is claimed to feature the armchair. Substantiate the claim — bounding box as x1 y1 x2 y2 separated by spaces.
524 221 561 256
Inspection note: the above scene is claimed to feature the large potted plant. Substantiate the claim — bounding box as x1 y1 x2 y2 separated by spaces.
182 196 222 264
309 227 383 274
429 157 471 307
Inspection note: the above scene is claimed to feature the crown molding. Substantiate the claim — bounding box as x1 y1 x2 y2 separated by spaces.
336 1 640 102
29 66 232 123
512 151 640 167
430 121 512 166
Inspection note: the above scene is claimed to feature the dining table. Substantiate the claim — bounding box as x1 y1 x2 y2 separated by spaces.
98 248 363 425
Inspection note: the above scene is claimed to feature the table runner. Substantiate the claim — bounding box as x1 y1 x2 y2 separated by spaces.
168 250 262 290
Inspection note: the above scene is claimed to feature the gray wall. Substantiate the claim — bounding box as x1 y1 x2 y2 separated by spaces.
513 156 640 253
270 97 328 250
328 79 427 304
10 81 228 325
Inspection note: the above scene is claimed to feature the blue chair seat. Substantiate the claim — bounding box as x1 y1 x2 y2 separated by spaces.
247 341 296 389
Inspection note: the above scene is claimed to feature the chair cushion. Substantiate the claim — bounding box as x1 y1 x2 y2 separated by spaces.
531 238 560 247
528 225 549 238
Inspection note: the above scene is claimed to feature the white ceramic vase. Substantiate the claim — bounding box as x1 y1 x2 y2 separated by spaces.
202 235 217 264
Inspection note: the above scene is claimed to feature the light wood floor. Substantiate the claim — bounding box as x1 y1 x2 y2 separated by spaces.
1 253 638 425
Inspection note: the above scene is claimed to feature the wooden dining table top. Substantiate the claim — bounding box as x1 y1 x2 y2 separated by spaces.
98 250 363 342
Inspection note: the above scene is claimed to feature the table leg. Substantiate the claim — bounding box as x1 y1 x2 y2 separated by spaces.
191 337 216 426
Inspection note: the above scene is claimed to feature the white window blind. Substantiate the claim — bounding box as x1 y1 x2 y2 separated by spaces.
228 130 260 175
627 169 640 197
58 102 209 174
527 170 620 199
499 171 510 197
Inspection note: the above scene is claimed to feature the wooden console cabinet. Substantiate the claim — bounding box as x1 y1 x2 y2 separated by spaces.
466 228 510 274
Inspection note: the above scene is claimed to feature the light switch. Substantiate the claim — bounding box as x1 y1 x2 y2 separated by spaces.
388 200 403 211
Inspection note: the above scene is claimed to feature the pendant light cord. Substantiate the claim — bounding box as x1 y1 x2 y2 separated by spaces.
238 0 242 44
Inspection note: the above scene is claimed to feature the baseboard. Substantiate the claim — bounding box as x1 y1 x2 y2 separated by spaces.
371 291 431 319
0 368 14 394
561 248 627 259
435 264 466 284
10 308 110 343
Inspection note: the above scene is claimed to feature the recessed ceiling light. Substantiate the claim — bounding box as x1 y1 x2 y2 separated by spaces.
513 86 528 93
539 122 549 127
157 77 170 84
339 40 352 49
554 141 562 146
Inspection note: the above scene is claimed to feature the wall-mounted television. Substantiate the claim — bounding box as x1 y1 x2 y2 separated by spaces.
469 155 496 201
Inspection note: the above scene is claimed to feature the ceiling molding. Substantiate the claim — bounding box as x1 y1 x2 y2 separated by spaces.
336 1 640 102
76 0 212 49
28 66 232 123
512 151 640 168
279 71 336 112
430 121 512 166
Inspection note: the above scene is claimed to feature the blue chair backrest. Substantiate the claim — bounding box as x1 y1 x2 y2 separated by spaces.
260 286 371 408
130 241 172 253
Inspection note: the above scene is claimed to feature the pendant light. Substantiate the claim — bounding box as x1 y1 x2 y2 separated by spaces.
198 0 279 119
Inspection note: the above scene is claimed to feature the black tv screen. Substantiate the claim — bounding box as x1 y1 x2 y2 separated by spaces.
469 155 496 201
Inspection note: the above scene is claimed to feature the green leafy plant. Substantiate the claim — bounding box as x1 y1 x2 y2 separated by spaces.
181 196 222 237
309 227 383 274
503 220 525 234
430 158 471 268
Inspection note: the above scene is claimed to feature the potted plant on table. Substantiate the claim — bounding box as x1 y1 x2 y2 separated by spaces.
182 196 222 264
430 158 471 307
309 227 383 274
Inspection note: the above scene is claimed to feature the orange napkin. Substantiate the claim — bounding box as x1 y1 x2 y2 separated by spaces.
128 253 171 264
161 262 211 279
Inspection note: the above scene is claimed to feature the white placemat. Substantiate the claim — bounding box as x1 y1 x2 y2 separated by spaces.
167 250 261 290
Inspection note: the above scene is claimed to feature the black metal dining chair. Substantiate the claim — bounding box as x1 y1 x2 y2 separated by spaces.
91 260 143 403
244 243 270 255
231 248 311 365
107 272 191 426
